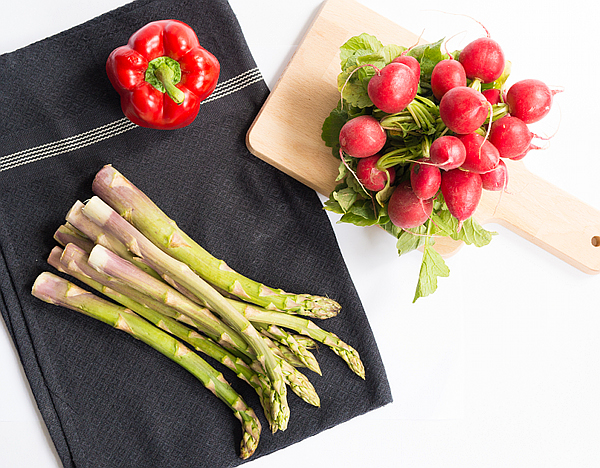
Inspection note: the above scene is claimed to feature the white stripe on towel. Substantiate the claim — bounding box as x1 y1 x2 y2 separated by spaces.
0 67 263 173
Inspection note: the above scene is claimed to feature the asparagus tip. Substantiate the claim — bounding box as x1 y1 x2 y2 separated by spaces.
289 295 341 319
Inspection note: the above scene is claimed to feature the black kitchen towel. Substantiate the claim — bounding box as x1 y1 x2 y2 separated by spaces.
0 1 392 467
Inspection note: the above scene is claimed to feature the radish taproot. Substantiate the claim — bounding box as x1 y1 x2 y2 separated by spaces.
387 181 433 229
367 62 418 114
429 135 467 170
457 133 500 174
430 59 467 100
356 154 396 191
439 86 489 134
459 37 505 84
339 115 387 158
410 162 441 199
506 79 556 124
440 169 483 221
480 159 508 191
488 115 534 159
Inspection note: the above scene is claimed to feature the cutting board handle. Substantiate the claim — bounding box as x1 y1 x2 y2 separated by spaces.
436 159 600 274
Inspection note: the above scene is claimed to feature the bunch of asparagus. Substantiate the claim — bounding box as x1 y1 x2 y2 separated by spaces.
31 165 365 459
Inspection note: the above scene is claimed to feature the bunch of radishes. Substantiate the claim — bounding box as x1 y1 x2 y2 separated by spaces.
323 29 561 301
336 33 559 231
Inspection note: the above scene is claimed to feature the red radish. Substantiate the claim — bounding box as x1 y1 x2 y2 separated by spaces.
410 162 441 199
387 181 433 229
488 115 533 159
482 88 501 105
506 79 556 124
392 55 421 83
356 154 396 191
509 150 530 161
440 169 483 221
439 86 489 134
430 59 467 100
368 62 418 114
480 159 508 191
339 115 387 158
457 133 500 174
459 37 505 83
429 135 467 171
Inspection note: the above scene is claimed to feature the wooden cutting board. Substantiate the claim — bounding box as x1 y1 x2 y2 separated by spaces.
246 0 600 275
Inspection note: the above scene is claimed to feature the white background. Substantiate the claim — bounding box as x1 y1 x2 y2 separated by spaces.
2 1 599 467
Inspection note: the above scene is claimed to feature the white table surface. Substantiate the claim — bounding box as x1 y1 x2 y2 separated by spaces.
2 1 599 467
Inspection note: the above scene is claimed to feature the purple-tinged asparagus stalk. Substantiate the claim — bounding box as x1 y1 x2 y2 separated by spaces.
85 235 289 431
48 244 276 431
61 239 319 419
53 223 94 252
65 200 161 280
31 272 261 459
91 165 341 319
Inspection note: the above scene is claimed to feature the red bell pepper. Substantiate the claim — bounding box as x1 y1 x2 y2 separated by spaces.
106 20 220 130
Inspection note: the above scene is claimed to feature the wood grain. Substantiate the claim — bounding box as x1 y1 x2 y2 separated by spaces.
246 0 600 274
246 0 420 194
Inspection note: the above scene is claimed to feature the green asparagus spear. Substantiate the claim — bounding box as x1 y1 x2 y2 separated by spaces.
255 323 321 374
73 240 318 417
292 335 318 350
259 331 306 368
91 165 341 319
275 356 321 408
50 244 276 431
84 235 290 431
31 272 261 459
228 299 365 380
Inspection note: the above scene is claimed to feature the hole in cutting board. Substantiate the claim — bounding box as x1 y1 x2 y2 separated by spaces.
592 236 600 247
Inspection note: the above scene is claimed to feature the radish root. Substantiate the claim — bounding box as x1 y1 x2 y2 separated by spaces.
420 9 492 38
402 29 426 56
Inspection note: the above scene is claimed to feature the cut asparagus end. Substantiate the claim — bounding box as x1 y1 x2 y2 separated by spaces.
87 242 110 272
54 224 95 252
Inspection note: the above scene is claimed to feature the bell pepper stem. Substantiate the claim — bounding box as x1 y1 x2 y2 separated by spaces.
154 63 185 105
